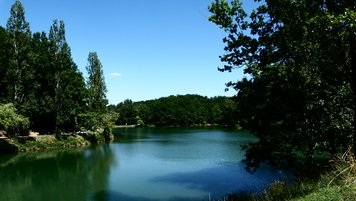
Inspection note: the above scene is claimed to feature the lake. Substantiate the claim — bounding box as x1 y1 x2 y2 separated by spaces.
0 128 286 201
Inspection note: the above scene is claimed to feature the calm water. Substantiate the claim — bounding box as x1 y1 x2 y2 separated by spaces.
0 128 286 201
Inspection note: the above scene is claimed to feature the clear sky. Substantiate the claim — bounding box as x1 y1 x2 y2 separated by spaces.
0 0 258 104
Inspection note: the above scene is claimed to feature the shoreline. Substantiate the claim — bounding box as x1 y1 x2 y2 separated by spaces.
113 123 232 129
0 130 114 154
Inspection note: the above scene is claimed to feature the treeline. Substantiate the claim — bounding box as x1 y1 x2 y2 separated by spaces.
0 1 108 135
108 95 237 127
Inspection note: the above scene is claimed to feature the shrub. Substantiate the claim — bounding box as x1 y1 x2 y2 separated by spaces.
0 103 29 136
78 112 117 131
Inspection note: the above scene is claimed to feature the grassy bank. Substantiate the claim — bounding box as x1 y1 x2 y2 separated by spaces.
13 135 90 152
0 130 114 154
226 150 356 201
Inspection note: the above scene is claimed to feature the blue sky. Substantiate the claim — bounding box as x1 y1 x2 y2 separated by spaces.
0 0 258 104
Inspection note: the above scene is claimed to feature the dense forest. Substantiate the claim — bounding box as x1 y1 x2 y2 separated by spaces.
108 95 237 127
0 1 108 135
209 0 356 171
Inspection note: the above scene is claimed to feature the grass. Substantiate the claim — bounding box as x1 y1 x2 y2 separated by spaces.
225 148 356 201
13 134 91 152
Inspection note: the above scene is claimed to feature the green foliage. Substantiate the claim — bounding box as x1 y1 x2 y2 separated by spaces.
26 31 56 133
109 95 237 127
0 27 10 102
113 99 137 125
49 20 88 132
0 2 109 134
12 135 90 152
78 112 103 131
6 0 30 35
79 111 117 131
209 0 355 171
0 103 29 136
102 111 119 129
86 52 108 114
83 131 106 144
55 68 87 131
6 0 33 108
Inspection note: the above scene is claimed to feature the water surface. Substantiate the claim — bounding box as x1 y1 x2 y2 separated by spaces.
0 128 286 201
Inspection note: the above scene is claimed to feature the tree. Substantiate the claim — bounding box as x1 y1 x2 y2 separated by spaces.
49 20 87 131
86 52 108 114
0 26 10 102
48 19 68 129
1 2 104 134
28 31 56 133
209 0 355 171
115 99 136 125
56 67 87 131
6 0 33 108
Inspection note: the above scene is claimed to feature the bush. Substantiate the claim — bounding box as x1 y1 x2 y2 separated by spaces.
78 112 118 131
0 103 29 136
83 131 104 144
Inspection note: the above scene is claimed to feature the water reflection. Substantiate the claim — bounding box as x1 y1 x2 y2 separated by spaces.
107 128 286 200
152 163 286 197
0 128 286 201
0 145 116 201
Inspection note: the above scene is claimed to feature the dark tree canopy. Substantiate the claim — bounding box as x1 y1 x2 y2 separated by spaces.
0 27 10 102
209 0 356 171
0 1 107 134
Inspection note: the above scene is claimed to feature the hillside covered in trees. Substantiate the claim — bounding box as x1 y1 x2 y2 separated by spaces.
108 95 237 127
0 1 108 135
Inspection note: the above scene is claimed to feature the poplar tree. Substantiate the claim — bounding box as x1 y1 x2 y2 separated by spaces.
86 52 108 114
49 20 86 131
6 0 32 107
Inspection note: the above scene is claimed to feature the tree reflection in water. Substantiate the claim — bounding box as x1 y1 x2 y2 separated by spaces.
0 144 116 201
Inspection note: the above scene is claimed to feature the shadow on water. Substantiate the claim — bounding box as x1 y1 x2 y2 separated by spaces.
93 190 202 201
0 145 116 201
151 162 288 198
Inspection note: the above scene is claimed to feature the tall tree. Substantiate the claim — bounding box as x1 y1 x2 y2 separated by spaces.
6 0 33 107
49 20 87 131
29 31 56 132
209 0 355 171
86 52 108 114
0 27 10 102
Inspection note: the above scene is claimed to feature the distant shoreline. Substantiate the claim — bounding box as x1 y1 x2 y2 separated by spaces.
113 125 137 128
112 124 239 130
